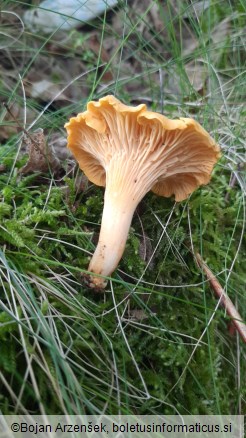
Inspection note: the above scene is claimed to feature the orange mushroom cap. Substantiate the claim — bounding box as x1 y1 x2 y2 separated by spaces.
65 95 220 288
65 95 220 202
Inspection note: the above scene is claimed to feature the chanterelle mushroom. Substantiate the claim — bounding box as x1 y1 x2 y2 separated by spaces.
65 95 220 289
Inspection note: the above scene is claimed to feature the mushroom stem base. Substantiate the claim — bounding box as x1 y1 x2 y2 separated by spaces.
88 190 139 288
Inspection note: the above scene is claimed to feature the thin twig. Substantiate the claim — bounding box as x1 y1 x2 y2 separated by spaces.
3 102 40 147
196 253 246 343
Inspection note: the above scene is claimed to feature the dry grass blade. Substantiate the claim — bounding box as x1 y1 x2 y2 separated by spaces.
196 253 246 343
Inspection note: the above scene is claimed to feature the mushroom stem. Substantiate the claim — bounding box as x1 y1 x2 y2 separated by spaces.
88 185 139 288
